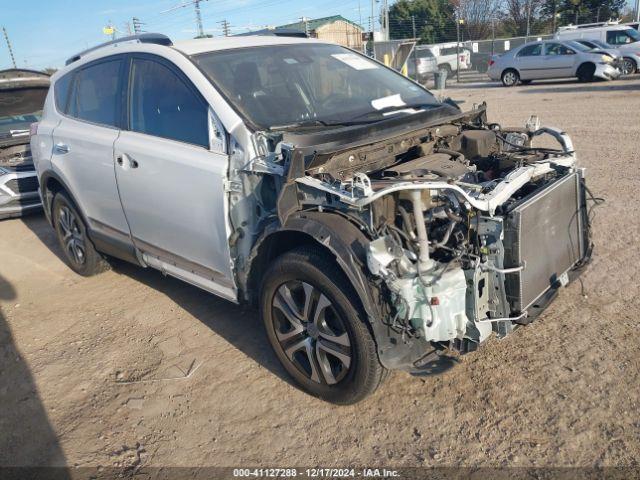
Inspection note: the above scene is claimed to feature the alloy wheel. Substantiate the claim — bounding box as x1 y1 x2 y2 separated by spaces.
503 71 517 86
621 58 635 76
271 281 352 385
58 206 86 266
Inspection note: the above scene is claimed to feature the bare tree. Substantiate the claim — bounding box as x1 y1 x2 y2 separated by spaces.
458 0 503 40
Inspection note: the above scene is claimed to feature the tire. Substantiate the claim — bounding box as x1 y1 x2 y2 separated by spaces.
501 69 519 87
438 64 452 75
260 246 386 404
621 57 637 75
52 192 110 277
577 63 595 82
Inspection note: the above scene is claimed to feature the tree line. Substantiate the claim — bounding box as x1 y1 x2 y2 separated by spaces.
389 0 631 43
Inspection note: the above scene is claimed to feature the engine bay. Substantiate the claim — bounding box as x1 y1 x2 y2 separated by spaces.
239 105 591 371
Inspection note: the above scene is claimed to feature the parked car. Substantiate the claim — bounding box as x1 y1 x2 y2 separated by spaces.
488 39 620 86
32 33 592 404
407 46 438 83
0 69 49 219
426 43 472 73
556 23 640 74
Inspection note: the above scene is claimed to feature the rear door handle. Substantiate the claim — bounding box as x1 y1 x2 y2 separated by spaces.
54 143 69 154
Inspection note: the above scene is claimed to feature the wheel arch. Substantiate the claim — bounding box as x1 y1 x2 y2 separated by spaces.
39 170 85 227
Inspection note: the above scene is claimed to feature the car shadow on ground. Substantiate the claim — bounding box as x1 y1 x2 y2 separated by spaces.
0 272 70 476
20 214 296 388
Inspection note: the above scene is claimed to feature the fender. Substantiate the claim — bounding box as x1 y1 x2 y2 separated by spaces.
244 211 437 370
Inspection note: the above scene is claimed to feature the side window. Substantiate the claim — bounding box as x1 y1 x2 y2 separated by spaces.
54 72 74 113
129 58 208 148
68 60 122 127
518 44 542 57
606 31 629 45
545 43 574 55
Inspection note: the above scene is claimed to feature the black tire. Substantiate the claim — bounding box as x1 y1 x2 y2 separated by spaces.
501 69 519 87
577 63 595 82
621 57 637 75
52 192 110 277
260 246 386 404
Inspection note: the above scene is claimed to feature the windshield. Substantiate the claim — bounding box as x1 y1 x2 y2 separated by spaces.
0 87 47 138
590 39 612 49
629 28 640 42
566 40 590 52
193 43 441 130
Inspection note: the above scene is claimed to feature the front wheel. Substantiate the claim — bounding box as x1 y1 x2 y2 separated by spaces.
501 69 519 87
260 247 386 404
621 57 637 75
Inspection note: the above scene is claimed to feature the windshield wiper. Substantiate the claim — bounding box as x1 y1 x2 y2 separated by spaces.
269 118 380 131
349 103 440 121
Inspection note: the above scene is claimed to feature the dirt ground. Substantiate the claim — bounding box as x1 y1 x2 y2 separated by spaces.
1 77 640 473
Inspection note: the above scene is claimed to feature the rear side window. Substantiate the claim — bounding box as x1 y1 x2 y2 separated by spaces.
518 44 542 57
68 59 122 127
54 73 73 113
128 58 208 148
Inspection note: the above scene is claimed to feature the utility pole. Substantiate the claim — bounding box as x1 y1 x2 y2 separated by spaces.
635 0 640 22
525 0 531 42
219 19 231 36
300 17 310 36
383 0 390 40
132 17 145 34
456 9 460 83
552 1 558 34
2 27 17 69
194 0 206 37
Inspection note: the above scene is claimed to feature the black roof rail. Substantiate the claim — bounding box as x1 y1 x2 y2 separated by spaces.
65 33 173 66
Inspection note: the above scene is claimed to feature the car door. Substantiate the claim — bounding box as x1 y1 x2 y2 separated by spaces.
542 42 577 78
50 56 131 241
513 43 544 79
113 54 235 299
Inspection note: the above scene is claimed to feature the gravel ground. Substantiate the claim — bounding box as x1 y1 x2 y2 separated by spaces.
1 77 640 473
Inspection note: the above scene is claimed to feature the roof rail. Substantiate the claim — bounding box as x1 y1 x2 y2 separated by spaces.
558 19 621 31
65 33 172 66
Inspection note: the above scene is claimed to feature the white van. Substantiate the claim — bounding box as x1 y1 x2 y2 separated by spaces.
556 23 640 74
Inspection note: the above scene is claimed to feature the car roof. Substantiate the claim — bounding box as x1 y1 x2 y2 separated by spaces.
172 35 327 56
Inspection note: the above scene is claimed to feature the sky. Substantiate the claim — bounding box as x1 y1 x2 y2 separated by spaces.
0 0 377 70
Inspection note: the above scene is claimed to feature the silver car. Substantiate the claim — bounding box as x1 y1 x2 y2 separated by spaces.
32 33 592 404
488 39 620 86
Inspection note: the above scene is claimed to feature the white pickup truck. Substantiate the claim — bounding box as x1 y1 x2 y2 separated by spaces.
426 42 472 73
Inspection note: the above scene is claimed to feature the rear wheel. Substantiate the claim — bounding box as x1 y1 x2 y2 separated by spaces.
52 193 110 276
621 57 637 75
260 247 386 404
577 63 596 82
501 69 519 87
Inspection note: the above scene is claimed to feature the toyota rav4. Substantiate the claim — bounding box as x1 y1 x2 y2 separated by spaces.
31 33 593 404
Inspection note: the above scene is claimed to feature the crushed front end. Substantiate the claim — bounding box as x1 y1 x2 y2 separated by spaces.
247 104 593 372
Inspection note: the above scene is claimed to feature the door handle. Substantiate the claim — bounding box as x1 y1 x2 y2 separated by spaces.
54 143 69 154
115 153 139 169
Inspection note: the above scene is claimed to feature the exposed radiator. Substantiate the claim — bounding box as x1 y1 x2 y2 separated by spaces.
503 172 586 313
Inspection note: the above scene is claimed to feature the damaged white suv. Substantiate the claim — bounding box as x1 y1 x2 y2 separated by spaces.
32 34 593 404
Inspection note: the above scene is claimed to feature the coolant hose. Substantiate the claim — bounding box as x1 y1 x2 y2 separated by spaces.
410 190 433 270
